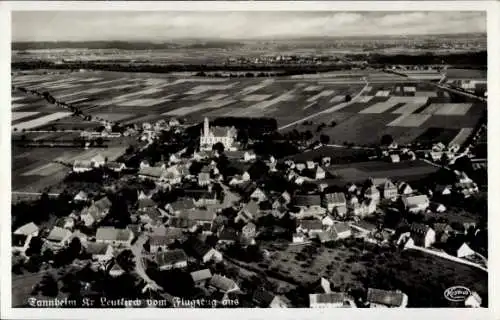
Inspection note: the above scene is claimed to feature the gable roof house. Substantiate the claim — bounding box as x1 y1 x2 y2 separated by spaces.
364 185 380 203
293 194 325 217
402 195 430 213
297 219 324 237
330 222 352 240
190 269 213 286
218 227 239 245
198 172 211 187
74 191 89 202
322 192 347 212
96 227 134 247
409 223 436 248
138 167 167 182
382 179 398 200
235 200 260 224
91 154 106 167
45 227 72 250
165 198 197 215
80 197 112 227
149 229 185 253
314 166 326 180
209 274 240 293
14 222 39 237
73 160 93 173
250 187 268 203
309 292 355 308
398 182 413 195
183 238 223 263
366 288 408 308
156 249 188 270
252 289 276 308
85 242 114 263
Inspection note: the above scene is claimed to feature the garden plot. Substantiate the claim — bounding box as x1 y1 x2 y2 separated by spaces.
387 114 431 127
240 79 275 95
433 103 473 116
13 112 72 131
12 112 39 121
185 83 238 95
359 101 397 114
206 94 229 101
392 103 426 114
163 99 236 116
375 90 391 97
450 128 474 146
306 90 335 103
241 94 273 102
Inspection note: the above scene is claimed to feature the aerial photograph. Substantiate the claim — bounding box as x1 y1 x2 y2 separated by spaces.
10 11 487 308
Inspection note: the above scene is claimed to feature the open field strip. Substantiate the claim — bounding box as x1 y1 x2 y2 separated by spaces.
12 104 27 110
392 103 425 114
387 114 431 127
241 94 273 102
144 79 169 86
206 93 229 101
65 97 90 104
93 113 134 122
117 98 171 107
433 103 473 116
21 163 65 177
415 91 438 97
12 112 39 121
420 103 449 115
449 128 474 146
12 112 72 131
163 98 236 116
358 96 373 103
375 90 391 97
303 102 317 110
303 85 323 92
77 77 104 82
228 91 296 117
240 79 275 95
306 90 335 102
83 87 116 94
359 101 398 114
329 95 345 103
388 96 429 104
11 96 27 102
186 83 239 95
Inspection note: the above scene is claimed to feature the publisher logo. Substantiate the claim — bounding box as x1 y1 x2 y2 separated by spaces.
444 286 472 302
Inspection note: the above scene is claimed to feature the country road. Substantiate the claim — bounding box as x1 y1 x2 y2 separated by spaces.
278 78 369 131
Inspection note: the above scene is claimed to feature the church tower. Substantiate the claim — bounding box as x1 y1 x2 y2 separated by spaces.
203 117 210 136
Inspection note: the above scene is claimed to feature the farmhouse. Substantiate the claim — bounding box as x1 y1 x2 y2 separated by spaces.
149 229 184 253
74 191 89 202
235 200 260 223
293 194 325 216
138 166 166 182
209 274 240 293
85 242 114 263
409 223 436 248
200 117 237 151
80 196 112 226
322 192 347 212
366 288 408 308
178 209 216 226
184 238 223 263
297 219 323 237
190 269 213 286
398 182 413 195
402 195 430 213
107 162 126 172
156 249 188 270
73 160 93 173
95 227 134 247
330 222 352 240
45 227 72 250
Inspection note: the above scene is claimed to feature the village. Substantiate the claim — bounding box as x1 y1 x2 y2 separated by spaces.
11 115 487 309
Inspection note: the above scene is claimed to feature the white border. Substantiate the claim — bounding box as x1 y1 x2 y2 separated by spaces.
1 1 498 320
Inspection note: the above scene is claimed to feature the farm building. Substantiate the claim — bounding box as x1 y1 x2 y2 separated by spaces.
95 227 134 247
200 117 238 152
366 288 408 308
309 292 355 308
402 195 430 213
322 192 347 212
45 226 72 251
73 160 93 173
191 269 213 287
156 249 188 271
330 222 352 240
408 223 436 248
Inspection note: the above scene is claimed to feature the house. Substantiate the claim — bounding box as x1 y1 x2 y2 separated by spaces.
297 219 323 237
150 228 184 253
317 230 336 243
322 192 347 212
364 185 380 203
241 222 257 240
435 184 452 196
12 234 33 255
14 222 39 237
330 222 352 240
366 288 408 308
179 209 216 226
165 198 197 215
138 166 166 182
209 274 239 293
184 238 223 263
95 227 134 247
293 194 325 216
309 292 352 308
190 269 213 286
218 227 239 245
252 289 276 307
409 223 436 248
73 191 89 202
137 197 157 212
250 187 268 203
270 295 291 308
350 220 378 236
156 249 188 270
73 160 93 173
398 182 413 195
306 161 315 170
390 154 400 163
107 260 125 277
235 200 260 224
314 166 326 180
382 179 398 200
198 172 211 187
352 199 377 218
456 243 476 258
402 195 430 213
292 233 306 244
464 292 482 308
107 162 126 172
91 154 106 167
80 197 112 227
45 227 72 250
85 242 114 263
140 160 151 169
321 215 336 227
346 183 358 194
429 202 446 213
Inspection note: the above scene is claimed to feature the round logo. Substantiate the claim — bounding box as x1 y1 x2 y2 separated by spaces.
444 286 472 302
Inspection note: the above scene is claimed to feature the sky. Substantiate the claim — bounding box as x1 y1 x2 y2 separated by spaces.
12 11 486 41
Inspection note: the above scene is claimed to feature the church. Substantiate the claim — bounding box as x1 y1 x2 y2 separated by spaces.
199 117 238 151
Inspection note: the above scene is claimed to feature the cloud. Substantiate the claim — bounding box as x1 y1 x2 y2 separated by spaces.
12 11 486 41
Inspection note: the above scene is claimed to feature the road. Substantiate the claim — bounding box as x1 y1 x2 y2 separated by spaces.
278 78 369 131
130 234 164 293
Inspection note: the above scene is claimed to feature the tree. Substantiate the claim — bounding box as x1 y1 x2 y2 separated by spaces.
212 142 225 155
381 134 394 146
39 274 59 297
320 134 330 145
345 95 352 102
303 130 313 141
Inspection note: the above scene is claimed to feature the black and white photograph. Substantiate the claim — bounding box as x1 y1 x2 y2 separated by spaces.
1 2 496 317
